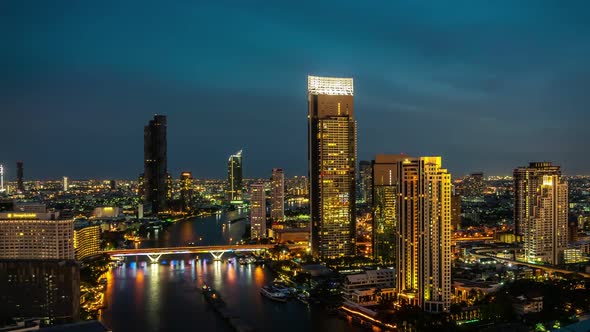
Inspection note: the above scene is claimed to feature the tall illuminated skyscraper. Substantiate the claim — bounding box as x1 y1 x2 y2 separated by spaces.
270 168 285 222
143 115 168 213
514 162 567 264
63 176 69 192
396 156 451 313
514 162 561 237
307 75 357 259
16 161 24 193
371 154 405 263
250 183 266 239
227 150 243 202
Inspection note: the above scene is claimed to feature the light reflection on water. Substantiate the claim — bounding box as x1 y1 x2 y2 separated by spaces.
101 213 361 332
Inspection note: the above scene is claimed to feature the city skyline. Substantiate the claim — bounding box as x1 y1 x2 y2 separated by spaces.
3 1 590 179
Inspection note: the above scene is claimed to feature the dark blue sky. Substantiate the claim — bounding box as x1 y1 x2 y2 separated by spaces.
1 1 589 179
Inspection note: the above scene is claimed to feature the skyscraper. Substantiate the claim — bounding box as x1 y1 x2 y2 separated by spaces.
371 154 405 263
227 150 243 202
143 115 168 213
271 168 285 222
308 75 357 259
359 160 373 205
396 156 451 313
514 162 561 237
63 176 69 192
250 183 266 239
180 171 194 212
515 162 568 264
16 161 24 193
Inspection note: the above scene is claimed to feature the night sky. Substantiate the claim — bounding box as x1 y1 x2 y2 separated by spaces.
2 1 589 180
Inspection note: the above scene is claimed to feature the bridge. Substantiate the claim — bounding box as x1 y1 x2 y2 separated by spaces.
104 244 308 263
472 249 590 278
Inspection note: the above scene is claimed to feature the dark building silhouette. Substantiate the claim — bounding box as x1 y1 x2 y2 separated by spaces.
143 115 168 213
0 260 80 325
307 75 356 259
16 161 24 193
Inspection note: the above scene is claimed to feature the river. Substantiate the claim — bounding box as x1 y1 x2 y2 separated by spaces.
100 211 363 332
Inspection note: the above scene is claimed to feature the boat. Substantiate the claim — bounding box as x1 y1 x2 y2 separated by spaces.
260 286 288 302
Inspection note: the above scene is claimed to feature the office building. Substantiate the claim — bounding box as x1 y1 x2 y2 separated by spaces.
63 176 68 192
270 168 285 222
0 260 80 325
143 115 168 213
371 154 405 263
16 161 24 193
250 183 266 239
396 156 452 313
359 160 372 205
308 75 357 259
522 174 568 264
180 171 194 212
73 222 100 261
227 150 243 202
0 212 74 260
514 162 561 236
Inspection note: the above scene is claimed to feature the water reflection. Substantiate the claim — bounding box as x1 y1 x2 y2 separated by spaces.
101 213 361 332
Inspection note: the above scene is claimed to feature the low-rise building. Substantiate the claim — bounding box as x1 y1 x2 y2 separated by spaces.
513 295 543 316
342 269 395 306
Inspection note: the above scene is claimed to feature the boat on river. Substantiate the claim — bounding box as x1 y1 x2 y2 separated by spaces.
260 286 288 302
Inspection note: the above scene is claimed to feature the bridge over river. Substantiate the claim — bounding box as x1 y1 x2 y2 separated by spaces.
104 244 308 262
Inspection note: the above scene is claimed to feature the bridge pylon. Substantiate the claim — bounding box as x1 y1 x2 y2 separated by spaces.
147 254 162 263
210 251 225 261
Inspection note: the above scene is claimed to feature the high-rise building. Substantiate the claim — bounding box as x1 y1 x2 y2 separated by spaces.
308 75 357 259
73 222 101 261
0 259 80 325
143 115 168 213
359 160 373 205
250 183 266 239
514 162 562 237
371 154 405 263
270 168 285 222
514 165 568 265
16 161 24 193
396 156 451 313
63 176 69 192
0 212 74 260
180 171 194 212
227 150 243 202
